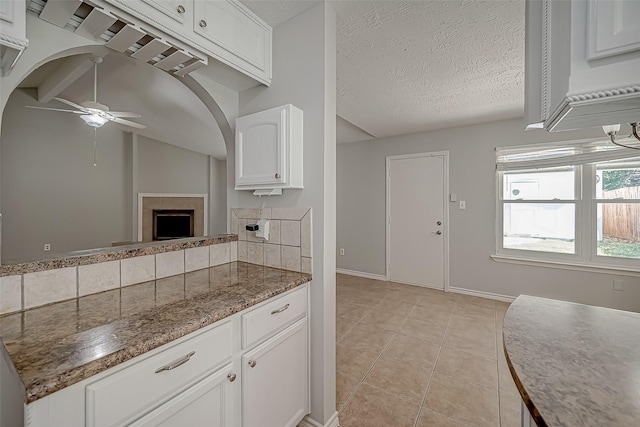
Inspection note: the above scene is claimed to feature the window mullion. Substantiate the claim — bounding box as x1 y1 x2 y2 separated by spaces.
581 165 593 262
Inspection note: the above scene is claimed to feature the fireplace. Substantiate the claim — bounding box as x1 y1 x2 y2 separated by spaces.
153 209 195 241
138 194 207 242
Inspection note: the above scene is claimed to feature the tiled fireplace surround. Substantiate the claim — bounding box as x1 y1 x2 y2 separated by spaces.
0 207 312 316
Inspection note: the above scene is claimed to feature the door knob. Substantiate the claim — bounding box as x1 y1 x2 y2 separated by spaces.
275 172 281 179
199 20 207 28
248 359 257 368
227 373 236 382
176 4 185 13
436 230 442 235
436 221 442 225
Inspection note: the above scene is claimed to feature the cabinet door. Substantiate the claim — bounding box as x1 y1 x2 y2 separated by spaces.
236 107 286 187
588 0 640 60
193 0 271 77
242 318 309 427
130 363 237 427
140 0 188 24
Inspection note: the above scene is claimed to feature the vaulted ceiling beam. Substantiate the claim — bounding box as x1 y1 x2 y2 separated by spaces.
37 53 104 103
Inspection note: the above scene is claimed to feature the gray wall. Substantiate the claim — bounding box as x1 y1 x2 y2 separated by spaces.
137 135 209 194
210 158 227 235
337 118 640 312
228 4 337 423
1 88 130 262
1 89 224 262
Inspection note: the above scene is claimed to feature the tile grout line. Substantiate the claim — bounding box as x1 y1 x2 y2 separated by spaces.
338 286 417 417
413 298 456 427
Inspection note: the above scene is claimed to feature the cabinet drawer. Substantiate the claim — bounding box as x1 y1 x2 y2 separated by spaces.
86 321 233 427
242 285 307 349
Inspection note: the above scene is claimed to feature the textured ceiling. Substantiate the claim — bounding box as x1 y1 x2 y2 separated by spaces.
244 0 525 143
18 53 226 158
333 0 525 140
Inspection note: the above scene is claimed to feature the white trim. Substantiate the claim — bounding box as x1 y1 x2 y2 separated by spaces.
385 151 450 291
490 255 640 277
298 412 340 427
448 286 516 303
336 268 388 282
137 193 208 241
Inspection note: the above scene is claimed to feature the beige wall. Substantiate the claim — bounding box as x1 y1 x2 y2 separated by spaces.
337 118 640 312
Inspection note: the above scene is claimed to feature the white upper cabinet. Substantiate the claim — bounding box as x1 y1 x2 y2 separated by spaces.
0 0 28 76
525 0 640 132
102 0 272 85
192 0 271 84
235 104 304 195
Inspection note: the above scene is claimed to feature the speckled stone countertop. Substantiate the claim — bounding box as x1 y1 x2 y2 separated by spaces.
0 262 311 403
503 295 640 427
1 234 237 276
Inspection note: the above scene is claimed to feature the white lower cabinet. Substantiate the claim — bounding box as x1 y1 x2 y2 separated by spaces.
23 284 309 427
242 319 309 427
130 363 236 427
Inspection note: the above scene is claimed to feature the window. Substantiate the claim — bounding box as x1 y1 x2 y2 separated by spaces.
496 140 640 271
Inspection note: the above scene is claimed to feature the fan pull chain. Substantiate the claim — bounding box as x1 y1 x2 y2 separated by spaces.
93 128 98 167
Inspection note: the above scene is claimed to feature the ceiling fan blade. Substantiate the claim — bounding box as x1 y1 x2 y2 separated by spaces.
25 106 83 114
53 97 88 111
112 117 146 129
109 111 142 118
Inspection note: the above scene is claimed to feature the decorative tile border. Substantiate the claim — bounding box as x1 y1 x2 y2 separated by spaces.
231 207 312 274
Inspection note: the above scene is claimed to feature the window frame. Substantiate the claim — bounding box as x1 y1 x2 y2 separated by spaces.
588 162 640 270
495 145 640 273
496 166 582 264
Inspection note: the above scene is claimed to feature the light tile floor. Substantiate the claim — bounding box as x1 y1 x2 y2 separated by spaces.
335 274 521 427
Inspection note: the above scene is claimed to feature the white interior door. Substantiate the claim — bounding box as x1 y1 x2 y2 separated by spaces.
387 153 447 289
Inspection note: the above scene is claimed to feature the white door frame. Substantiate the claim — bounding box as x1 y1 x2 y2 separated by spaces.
385 151 450 291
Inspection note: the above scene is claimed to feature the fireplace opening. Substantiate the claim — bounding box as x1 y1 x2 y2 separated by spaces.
153 209 195 241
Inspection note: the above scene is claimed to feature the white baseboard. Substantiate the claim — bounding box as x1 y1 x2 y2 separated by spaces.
449 286 516 303
298 411 340 427
336 268 388 282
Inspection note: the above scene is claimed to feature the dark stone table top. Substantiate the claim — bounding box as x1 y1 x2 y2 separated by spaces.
0 262 311 403
503 295 640 427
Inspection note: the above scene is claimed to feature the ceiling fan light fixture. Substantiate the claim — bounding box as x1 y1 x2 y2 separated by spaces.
80 114 108 128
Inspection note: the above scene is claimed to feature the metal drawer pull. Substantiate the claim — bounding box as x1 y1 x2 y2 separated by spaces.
227 373 236 382
275 172 281 179
248 359 257 368
199 20 207 28
155 351 195 373
176 4 185 13
271 303 290 315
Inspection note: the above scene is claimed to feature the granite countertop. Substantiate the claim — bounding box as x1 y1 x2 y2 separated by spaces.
1 234 237 276
503 295 640 427
0 262 311 403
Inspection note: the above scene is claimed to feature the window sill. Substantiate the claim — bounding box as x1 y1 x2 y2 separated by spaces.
490 255 640 277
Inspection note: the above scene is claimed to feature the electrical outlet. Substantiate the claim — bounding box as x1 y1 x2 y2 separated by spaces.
613 279 624 291
44 244 51 251
459 201 466 210
339 248 345 256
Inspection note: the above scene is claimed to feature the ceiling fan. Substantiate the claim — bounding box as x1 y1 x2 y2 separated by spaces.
26 56 146 129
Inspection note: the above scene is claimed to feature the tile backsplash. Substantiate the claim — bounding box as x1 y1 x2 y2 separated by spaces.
231 207 312 275
0 240 237 316
0 208 311 316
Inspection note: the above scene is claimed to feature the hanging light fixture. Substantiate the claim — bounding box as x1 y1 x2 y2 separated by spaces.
602 123 640 150
79 113 108 128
